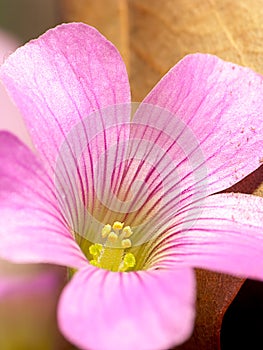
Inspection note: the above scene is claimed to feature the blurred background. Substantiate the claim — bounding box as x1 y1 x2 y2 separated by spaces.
0 0 60 43
0 2 72 349
0 1 263 349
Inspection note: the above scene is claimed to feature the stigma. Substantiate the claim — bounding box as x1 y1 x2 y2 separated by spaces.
89 222 136 272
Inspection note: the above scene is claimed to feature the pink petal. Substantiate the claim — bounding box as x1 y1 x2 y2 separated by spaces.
115 104 209 246
58 266 195 350
143 54 263 194
54 103 131 244
0 23 130 171
0 30 31 146
153 193 263 280
0 131 86 269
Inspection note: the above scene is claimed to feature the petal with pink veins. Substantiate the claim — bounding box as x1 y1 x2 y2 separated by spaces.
0 131 86 269
58 266 195 350
53 103 131 243
152 193 263 280
0 23 131 172
113 103 209 246
143 54 263 194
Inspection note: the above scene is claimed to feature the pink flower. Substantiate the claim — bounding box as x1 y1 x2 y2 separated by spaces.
0 22 263 350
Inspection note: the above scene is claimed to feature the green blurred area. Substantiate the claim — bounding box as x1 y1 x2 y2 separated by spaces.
0 0 61 42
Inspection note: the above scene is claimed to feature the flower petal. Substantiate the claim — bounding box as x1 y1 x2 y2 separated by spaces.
53 103 131 247
153 193 263 280
58 266 195 350
116 103 208 246
0 23 130 171
0 30 31 146
0 131 86 268
143 54 263 194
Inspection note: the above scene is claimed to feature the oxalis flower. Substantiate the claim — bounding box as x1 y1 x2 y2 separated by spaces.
1 22 263 350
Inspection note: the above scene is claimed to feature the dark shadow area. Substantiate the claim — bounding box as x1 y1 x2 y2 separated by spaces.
221 278 263 349
224 164 263 195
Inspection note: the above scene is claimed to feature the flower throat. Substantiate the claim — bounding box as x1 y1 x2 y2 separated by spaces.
89 221 136 272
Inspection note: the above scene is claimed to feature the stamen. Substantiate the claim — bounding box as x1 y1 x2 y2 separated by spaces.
122 226 133 238
101 224 111 238
119 253 136 272
121 239 132 248
89 222 136 272
89 243 103 268
89 243 103 257
108 232 118 243
112 221 124 231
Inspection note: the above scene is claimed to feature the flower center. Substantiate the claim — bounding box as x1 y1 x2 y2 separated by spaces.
89 221 136 272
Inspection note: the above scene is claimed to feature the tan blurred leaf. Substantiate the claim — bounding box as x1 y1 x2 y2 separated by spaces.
128 0 263 100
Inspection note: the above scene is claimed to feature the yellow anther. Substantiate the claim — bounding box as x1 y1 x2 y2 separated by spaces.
119 253 136 272
89 221 135 272
122 226 133 238
112 221 124 231
121 239 132 248
101 224 112 238
108 232 118 243
123 253 136 268
89 243 103 257
90 259 99 267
